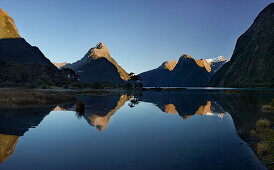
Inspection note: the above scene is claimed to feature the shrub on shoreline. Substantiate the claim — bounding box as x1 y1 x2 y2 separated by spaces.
256 119 271 130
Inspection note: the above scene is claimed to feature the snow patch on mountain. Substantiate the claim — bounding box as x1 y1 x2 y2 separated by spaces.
206 56 226 63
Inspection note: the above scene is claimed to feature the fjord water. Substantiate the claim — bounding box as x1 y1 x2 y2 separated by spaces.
0 90 273 170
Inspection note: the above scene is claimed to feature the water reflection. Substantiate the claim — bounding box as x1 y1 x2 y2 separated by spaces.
0 106 54 136
164 104 178 114
0 90 272 168
81 94 132 131
140 90 227 120
0 105 55 164
0 134 19 164
211 90 274 134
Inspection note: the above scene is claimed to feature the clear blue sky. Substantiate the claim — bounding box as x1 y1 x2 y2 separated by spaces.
1 0 272 74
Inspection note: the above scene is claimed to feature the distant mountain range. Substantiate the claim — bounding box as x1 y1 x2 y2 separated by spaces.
139 55 227 87
61 42 130 85
209 3 274 87
1 3 273 88
56 50 227 87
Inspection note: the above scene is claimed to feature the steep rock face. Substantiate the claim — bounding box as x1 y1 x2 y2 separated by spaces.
139 60 178 87
0 38 58 71
163 60 178 71
196 56 227 75
195 58 211 72
170 54 211 86
206 56 227 75
209 3 274 87
64 42 129 85
0 9 75 87
0 9 20 39
76 58 125 85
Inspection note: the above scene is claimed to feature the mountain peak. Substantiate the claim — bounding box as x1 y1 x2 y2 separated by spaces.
88 42 129 81
180 54 193 59
205 56 227 63
65 42 130 82
0 8 20 39
195 59 211 72
161 60 178 71
88 42 111 60
95 42 103 49
178 54 195 64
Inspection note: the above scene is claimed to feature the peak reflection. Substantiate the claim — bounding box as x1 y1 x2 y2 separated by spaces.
0 134 19 164
79 94 132 132
141 90 226 119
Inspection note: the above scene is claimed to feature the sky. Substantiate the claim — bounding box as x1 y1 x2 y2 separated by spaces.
1 0 272 74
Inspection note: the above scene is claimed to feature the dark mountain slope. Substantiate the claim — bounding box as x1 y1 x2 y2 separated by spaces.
209 3 274 87
0 8 76 87
140 54 211 87
76 58 125 85
0 38 58 71
0 62 75 88
170 55 211 87
139 60 177 87
64 42 129 85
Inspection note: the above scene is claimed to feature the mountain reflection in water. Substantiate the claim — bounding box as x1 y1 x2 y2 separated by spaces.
0 105 54 164
0 90 272 169
140 90 228 120
81 94 133 131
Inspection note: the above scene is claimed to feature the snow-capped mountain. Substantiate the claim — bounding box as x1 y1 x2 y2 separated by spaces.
206 56 227 63
206 56 227 75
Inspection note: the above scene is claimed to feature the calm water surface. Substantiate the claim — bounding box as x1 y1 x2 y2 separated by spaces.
0 90 273 170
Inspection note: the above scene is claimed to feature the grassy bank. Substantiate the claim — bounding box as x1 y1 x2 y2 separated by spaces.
241 118 274 169
0 89 76 105
0 88 110 105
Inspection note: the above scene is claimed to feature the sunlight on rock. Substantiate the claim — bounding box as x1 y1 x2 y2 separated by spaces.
52 105 68 111
195 101 212 115
88 95 132 131
164 104 178 114
195 59 211 72
163 60 178 71
0 9 20 39
87 42 130 81
0 134 19 164
180 101 227 120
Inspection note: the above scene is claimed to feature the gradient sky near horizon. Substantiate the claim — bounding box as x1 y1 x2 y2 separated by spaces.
1 0 272 74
